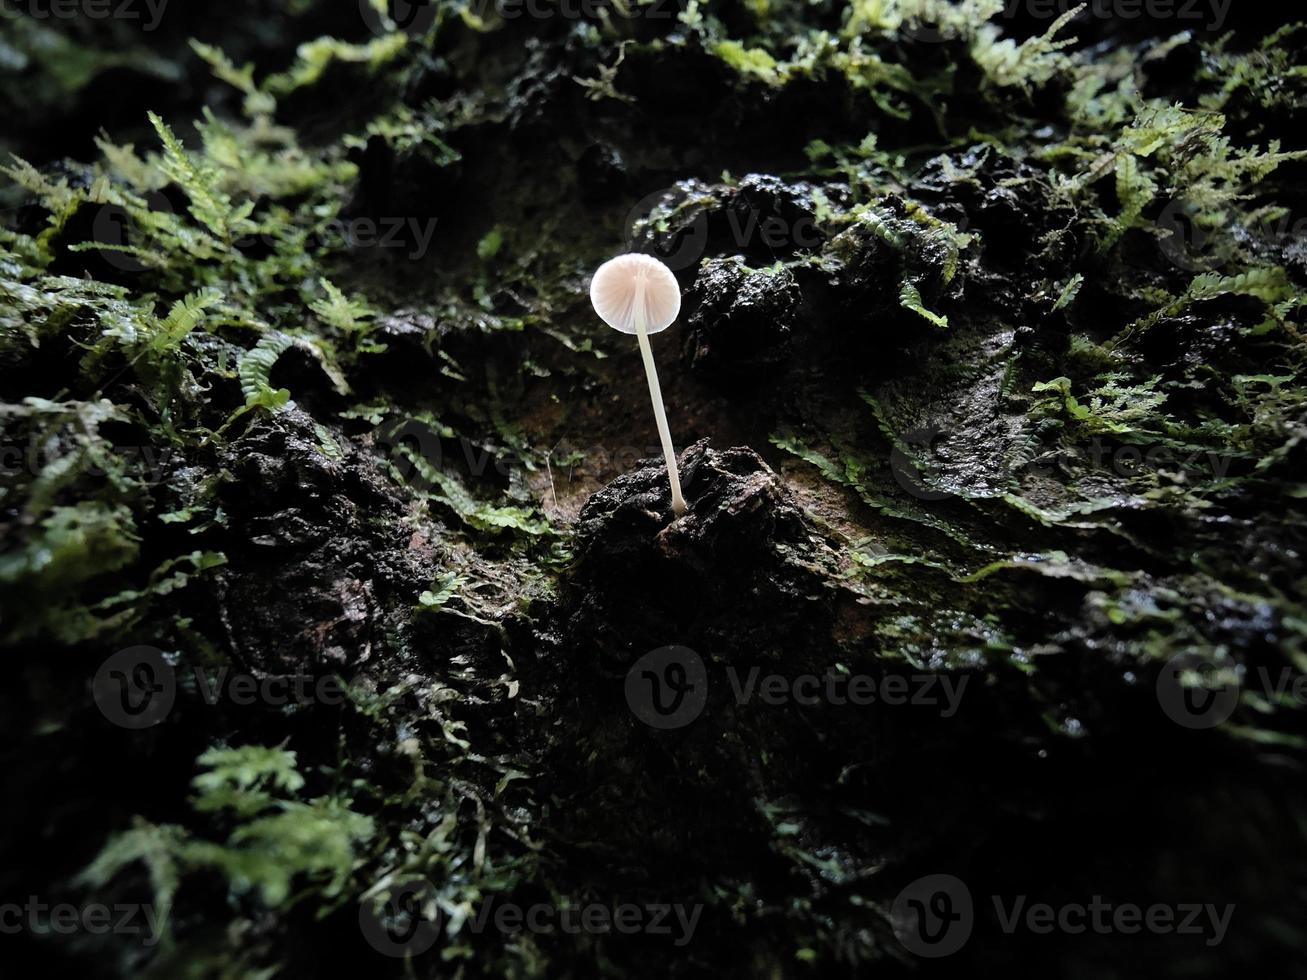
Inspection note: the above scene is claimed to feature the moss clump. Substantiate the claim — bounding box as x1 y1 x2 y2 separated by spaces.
3 3 1307 978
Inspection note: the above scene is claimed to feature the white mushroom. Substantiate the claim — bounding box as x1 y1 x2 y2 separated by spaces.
590 253 688 515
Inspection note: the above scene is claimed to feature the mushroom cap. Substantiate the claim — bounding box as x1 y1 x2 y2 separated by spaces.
589 253 681 335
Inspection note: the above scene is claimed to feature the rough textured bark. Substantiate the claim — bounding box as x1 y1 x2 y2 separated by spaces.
2 2 1306 977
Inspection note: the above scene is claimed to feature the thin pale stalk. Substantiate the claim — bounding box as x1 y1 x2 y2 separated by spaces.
633 283 687 514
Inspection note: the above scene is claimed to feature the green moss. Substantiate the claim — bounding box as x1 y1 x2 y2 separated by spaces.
3 5 1307 977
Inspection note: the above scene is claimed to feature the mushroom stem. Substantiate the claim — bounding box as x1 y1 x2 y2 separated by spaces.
633 291 687 515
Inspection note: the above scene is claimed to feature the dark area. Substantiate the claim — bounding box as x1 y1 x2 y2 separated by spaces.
2 2 1306 978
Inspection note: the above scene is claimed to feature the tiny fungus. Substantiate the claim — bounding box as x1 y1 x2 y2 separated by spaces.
590 253 688 515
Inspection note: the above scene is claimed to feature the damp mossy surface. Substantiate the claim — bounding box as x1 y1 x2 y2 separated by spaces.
2 3 1306 977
